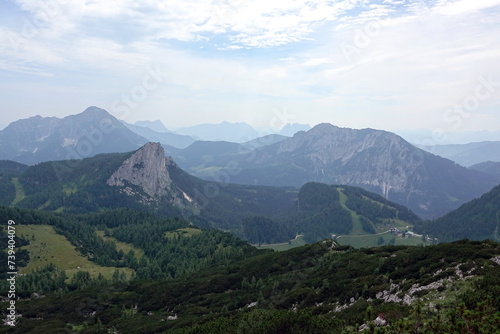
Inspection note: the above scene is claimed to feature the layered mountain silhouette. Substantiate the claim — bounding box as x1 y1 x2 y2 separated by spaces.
121 121 196 149
171 123 498 218
1 107 497 220
2 140 499 244
0 107 147 165
175 121 260 142
469 161 500 180
2 142 423 244
134 119 170 133
418 141 500 167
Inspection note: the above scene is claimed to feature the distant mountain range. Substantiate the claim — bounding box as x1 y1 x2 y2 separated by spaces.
174 121 260 142
0 142 423 245
172 122 310 143
469 161 500 180
1 107 498 220
170 124 498 218
398 129 500 145
417 141 500 167
0 107 147 165
134 119 170 133
3 141 499 244
121 121 196 149
0 108 310 163
278 123 311 136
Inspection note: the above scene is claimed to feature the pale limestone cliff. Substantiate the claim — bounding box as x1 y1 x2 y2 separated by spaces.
107 142 172 198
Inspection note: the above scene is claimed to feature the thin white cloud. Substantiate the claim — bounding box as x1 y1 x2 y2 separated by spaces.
10 0 365 48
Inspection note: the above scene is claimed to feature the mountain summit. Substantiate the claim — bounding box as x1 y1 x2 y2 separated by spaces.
188 123 497 218
0 107 147 164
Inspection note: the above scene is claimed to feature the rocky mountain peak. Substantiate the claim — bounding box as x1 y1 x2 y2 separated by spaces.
69 106 117 126
135 120 169 133
309 122 341 133
0 107 148 165
82 105 109 115
278 123 409 158
249 123 491 217
107 142 172 198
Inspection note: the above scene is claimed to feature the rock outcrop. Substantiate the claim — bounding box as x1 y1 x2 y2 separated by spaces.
107 142 172 198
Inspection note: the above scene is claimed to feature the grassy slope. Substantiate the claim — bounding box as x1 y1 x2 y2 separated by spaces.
335 188 427 248
17 225 134 280
11 177 25 205
254 187 426 250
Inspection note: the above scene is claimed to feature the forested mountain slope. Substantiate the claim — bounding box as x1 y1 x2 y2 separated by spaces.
1 143 423 246
415 184 500 242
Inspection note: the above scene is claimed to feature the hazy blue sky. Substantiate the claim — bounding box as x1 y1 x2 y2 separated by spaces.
1 0 499 136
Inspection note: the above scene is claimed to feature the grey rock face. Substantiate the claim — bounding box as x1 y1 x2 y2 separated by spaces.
0 106 147 165
107 142 172 198
238 123 497 218
269 123 425 194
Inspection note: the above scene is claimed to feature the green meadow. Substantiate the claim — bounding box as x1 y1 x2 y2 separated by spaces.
17 225 134 280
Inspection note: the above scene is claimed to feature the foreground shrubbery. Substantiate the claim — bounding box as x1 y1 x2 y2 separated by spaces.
1 238 498 333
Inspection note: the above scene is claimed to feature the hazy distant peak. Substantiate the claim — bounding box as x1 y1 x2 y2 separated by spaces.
305 123 354 137
0 107 148 165
81 106 111 117
83 105 105 111
241 134 288 149
18 114 52 122
4 114 58 131
306 123 406 142
135 120 169 133
176 122 258 143
279 123 311 137
65 107 124 129
309 123 341 131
